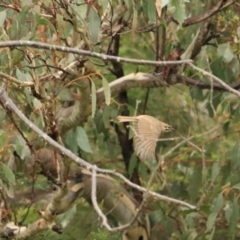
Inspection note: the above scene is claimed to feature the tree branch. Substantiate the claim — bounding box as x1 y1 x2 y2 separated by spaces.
182 0 236 27
0 41 191 66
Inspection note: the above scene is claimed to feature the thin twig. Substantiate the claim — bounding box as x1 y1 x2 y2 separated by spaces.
188 62 240 98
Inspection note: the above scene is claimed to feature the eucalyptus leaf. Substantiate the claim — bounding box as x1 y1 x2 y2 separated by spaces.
91 81 97 118
0 10 6 27
211 162 220 183
206 213 217 232
1 163 15 183
231 141 240 168
228 197 239 236
88 7 101 43
102 77 111 106
76 127 92 153
128 154 137 176
211 193 223 214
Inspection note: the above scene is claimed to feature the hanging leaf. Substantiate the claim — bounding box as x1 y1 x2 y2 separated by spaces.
206 213 217 232
88 6 101 43
91 81 97 118
231 141 240 168
128 154 138 176
211 162 220 183
76 126 92 153
211 193 223 214
1 163 15 183
64 129 78 155
0 10 6 28
142 0 156 23
228 197 239 236
187 166 202 202
102 77 111 105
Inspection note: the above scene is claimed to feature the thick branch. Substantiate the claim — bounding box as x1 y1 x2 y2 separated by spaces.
0 41 191 66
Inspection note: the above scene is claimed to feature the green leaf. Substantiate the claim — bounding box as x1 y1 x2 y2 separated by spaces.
128 154 138 176
231 141 240 168
102 77 111 105
211 162 220 183
147 0 156 23
98 0 109 10
0 10 6 27
64 129 78 155
76 127 92 153
211 193 223 214
206 213 217 232
171 0 186 26
1 163 15 183
88 7 101 43
91 81 97 118
102 106 111 128
187 166 202 202
229 197 239 236
149 210 163 224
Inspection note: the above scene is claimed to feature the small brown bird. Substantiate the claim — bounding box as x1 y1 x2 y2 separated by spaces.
117 115 174 161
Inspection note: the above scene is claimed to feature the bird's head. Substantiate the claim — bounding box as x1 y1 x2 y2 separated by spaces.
163 124 174 132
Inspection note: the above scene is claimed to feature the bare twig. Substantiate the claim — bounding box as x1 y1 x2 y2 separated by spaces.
0 41 192 66
188 63 240 98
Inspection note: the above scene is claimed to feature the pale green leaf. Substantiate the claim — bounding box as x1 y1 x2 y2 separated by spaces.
0 11 6 28
218 43 234 63
211 162 220 183
102 77 111 105
98 0 109 10
91 81 97 118
88 7 101 43
206 213 217 232
16 69 26 82
76 127 92 153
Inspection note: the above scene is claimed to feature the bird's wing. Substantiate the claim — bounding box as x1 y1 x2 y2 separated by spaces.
133 116 160 160
134 136 156 160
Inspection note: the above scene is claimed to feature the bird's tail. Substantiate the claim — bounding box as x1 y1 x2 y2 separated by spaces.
117 116 136 122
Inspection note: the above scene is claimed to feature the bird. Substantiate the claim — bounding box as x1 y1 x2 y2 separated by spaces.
117 115 174 161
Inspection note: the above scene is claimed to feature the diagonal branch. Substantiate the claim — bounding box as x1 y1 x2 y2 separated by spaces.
182 0 236 27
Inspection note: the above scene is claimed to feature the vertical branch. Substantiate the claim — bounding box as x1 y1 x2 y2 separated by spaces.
110 31 142 202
